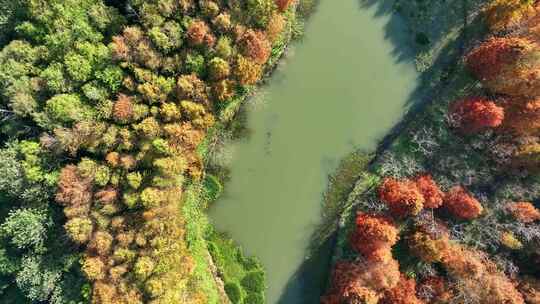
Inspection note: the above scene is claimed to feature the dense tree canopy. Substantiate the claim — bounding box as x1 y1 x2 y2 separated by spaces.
0 0 294 302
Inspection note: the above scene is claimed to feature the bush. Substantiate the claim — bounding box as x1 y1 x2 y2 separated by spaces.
240 256 262 272
224 282 243 304
243 292 264 304
240 271 265 294
207 241 224 268
204 174 223 202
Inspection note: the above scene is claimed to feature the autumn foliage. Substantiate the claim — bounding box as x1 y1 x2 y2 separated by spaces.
378 177 425 217
465 37 540 97
506 202 540 223
239 29 272 65
322 259 401 304
500 96 540 136
443 186 483 220
449 96 505 133
380 275 424 304
415 174 444 209
484 0 536 31
409 231 525 304
275 0 295 12
350 212 398 261
112 94 134 123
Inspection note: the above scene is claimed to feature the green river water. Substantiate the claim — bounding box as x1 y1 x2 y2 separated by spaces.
209 0 419 303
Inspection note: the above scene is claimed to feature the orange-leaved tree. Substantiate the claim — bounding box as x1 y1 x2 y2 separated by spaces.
443 186 484 220
506 201 540 223
465 37 540 97
415 174 444 209
449 96 504 133
350 212 399 261
379 177 425 218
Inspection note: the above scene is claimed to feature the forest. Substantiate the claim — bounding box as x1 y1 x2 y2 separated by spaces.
322 1 540 303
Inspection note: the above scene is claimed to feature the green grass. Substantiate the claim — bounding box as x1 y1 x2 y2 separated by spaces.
206 229 265 304
182 184 222 304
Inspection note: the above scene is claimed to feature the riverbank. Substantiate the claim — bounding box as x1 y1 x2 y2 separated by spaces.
323 1 540 303
181 2 307 303
323 0 493 293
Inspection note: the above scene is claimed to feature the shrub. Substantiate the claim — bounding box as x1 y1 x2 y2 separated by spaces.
204 174 223 202
241 271 265 293
224 282 243 304
243 292 264 304
241 256 262 272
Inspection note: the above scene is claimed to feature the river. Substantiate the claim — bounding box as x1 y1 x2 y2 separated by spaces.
209 0 419 303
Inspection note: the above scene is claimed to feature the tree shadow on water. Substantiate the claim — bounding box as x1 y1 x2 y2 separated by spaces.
358 0 418 65
275 234 335 304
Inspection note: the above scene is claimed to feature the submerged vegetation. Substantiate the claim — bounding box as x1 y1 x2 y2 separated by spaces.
323 1 540 303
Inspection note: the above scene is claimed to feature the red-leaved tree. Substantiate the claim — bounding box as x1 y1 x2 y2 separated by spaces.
444 186 483 220
506 202 540 223
465 37 540 97
449 97 505 133
415 174 444 209
379 178 425 218
380 275 424 304
275 0 295 12
350 212 399 261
